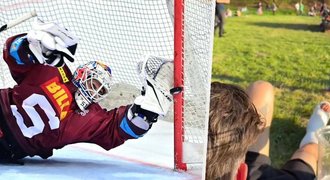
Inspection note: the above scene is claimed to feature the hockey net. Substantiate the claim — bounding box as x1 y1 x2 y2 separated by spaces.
0 0 214 171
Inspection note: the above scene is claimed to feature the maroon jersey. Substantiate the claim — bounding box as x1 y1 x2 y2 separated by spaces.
0 34 132 158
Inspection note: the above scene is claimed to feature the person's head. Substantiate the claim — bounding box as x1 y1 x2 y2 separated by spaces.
72 61 113 110
206 82 264 180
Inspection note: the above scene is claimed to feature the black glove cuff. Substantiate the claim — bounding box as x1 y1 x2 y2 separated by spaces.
131 104 159 123
43 53 65 67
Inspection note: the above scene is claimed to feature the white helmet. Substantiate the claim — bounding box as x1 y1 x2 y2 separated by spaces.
72 61 112 111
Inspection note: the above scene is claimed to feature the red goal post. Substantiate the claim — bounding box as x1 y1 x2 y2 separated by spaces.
173 0 214 170
0 0 215 171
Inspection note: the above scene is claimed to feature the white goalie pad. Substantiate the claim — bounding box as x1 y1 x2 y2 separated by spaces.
134 55 174 116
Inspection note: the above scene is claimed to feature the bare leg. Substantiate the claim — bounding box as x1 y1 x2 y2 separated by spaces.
246 80 274 157
290 143 318 174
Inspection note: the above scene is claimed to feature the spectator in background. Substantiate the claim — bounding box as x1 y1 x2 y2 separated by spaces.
308 5 317 16
313 2 318 12
226 8 233 17
241 6 248 13
295 2 300 15
320 2 328 16
272 1 278 15
236 9 242 17
257 1 263 15
215 0 227 37
206 81 323 180
299 1 305 15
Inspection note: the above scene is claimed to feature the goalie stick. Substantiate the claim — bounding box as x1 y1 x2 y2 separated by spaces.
0 10 37 33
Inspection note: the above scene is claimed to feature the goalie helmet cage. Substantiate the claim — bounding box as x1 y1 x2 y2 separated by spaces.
0 0 215 171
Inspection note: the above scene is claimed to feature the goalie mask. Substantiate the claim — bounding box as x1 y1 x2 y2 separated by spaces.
72 61 112 111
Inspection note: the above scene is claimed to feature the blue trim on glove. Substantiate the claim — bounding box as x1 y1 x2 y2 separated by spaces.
10 36 27 65
120 117 141 139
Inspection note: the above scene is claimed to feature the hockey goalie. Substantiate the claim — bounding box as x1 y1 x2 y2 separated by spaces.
0 20 174 163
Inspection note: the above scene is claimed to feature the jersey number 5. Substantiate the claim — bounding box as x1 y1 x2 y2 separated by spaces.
11 94 60 138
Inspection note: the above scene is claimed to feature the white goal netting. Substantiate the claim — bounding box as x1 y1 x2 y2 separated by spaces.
0 0 214 169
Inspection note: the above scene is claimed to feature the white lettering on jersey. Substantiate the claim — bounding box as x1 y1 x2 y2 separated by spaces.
11 94 60 138
75 109 89 116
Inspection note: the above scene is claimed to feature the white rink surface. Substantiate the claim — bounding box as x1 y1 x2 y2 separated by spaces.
0 120 202 180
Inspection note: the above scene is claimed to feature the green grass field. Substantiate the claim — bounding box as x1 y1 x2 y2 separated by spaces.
212 14 330 167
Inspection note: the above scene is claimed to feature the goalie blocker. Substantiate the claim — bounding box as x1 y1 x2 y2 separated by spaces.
120 55 179 138
27 19 79 67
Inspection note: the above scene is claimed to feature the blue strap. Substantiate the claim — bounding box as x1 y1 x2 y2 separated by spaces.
120 117 141 139
9 36 27 65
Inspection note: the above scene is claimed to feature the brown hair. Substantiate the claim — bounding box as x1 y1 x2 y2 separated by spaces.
206 82 264 180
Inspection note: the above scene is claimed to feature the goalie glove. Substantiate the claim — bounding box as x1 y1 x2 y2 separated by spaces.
134 55 174 117
27 19 79 67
